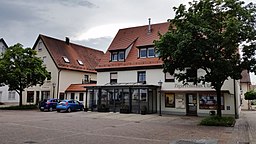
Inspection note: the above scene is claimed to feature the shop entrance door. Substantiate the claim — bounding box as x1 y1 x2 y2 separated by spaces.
186 93 197 116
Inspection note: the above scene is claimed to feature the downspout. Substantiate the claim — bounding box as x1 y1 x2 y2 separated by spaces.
233 79 238 119
57 69 61 99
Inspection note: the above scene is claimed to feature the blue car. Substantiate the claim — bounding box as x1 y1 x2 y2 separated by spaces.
56 100 84 112
39 98 60 111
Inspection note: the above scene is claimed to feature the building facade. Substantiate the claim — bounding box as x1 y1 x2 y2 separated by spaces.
22 35 104 105
86 22 242 117
0 38 19 104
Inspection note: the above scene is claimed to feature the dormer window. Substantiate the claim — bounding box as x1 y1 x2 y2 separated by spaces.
63 56 70 63
77 60 83 65
111 51 125 61
139 47 156 58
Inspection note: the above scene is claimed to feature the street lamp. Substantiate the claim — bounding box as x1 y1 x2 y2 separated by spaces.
158 80 163 116
52 83 56 98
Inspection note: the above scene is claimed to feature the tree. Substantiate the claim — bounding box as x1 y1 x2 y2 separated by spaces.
0 43 50 106
154 0 256 117
244 90 256 110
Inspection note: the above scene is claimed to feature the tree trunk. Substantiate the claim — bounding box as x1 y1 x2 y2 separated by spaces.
19 92 22 106
216 88 222 117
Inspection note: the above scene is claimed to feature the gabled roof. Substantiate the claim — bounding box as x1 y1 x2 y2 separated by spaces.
33 34 104 73
65 84 95 92
0 38 8 48
96 22 170 71
241 70 251 83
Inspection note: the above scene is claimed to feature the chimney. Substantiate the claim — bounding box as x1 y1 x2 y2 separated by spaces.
148 18 151 33
65 37 70 45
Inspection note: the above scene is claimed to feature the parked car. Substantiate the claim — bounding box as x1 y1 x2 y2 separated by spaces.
39 98 60 111
56 100 84 112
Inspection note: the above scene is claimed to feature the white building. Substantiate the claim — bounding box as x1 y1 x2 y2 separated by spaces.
22 34 104 105
0 38 19 104
86 22 243 117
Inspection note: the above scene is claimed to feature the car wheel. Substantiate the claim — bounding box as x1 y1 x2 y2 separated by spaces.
80 107 84 111
57 110 60 112
67 107 71 113
39 109 44 112
49 107 53 112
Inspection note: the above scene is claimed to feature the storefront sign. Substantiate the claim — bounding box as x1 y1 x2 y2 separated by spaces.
174 83 212 89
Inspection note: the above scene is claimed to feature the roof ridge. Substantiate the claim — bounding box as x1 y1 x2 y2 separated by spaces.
119 22 169 30
39 34 103 53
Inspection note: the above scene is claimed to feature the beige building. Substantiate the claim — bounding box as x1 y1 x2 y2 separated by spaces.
86 22 244 117
240 70 251 110
22 34 104 105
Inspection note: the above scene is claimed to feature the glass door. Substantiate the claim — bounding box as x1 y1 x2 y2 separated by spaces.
186 93 197 116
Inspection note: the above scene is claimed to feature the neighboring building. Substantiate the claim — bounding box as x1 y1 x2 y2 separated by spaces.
240 70 251 110
86 21 242 117
22 34 104 105
0 38 19 104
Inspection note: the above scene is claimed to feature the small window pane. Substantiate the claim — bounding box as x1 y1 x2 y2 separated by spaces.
79 93 84 101
71 93 75 99
77 60 83 65
112 52 118 61
148 48 155 57
165 93 175 107
63 56 70 63
140 48 147 58
138 71 146 83
110 73 117 83
118 51 124 60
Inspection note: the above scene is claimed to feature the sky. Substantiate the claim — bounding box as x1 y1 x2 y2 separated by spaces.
1 0 256 83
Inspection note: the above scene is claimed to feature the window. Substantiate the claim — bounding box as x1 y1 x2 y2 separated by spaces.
111 52 118 61
187 68 197 82
71 93 75 99
137 71 146 83
118 51 125 61
110 72 117 84
79 93 84 101
47 72 51 80
199 93 224 110
8 91 15 100
83 75 89 83
111 51 125 61
27 91 34 103
63 56 70 63
41 91 50 100
139 48 147 58
165 72 175 82
38 42 43 51
140 89 147 101
147 47 155 57
59 93 65 100
165 93 175 107
42 56 46 64
77 60 83 65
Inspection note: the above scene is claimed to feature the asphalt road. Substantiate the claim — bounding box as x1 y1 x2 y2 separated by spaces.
0 110 249 144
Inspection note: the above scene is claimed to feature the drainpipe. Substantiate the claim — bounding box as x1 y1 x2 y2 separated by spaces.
234 79 238 119
57 69 61 99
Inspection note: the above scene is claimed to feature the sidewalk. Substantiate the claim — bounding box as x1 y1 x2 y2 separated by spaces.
230 110 256 144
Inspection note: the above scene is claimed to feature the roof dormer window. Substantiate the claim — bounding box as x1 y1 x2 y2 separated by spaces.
138 47 157 58
77 60 83 65
63 56 70 63
111 51 125 61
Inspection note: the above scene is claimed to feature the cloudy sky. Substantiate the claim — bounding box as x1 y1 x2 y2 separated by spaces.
1 0 255 52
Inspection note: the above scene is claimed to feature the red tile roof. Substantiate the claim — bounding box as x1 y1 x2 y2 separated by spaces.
65 84 96 92
96 22 170 70
33 34 104 73
241 70 251 83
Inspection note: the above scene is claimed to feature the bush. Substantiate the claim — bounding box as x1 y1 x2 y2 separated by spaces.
200 116 235 127
245 90 256 100
0 105 37 110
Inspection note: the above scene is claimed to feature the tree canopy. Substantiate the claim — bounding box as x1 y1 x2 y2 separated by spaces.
244 90 256 100
154 0 256 117
0 43 50 106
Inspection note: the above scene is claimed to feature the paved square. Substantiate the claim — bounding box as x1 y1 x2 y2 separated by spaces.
0 110 247 144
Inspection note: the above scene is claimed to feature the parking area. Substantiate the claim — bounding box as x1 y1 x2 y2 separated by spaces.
0 110 250 144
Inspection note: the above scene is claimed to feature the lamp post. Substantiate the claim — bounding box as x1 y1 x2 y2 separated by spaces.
52 83 56 99
158 80 163 116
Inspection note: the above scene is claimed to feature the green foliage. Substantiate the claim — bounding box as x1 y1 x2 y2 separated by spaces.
154 0 256 117
244 90 256 100
200 116 236 127
0 43 50 106
0 105 37 110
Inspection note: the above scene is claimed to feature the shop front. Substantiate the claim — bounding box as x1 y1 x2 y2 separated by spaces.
85 84 159 114
161 91 229 116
